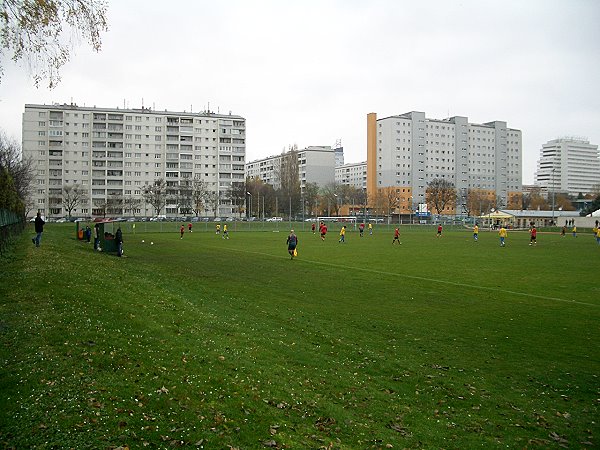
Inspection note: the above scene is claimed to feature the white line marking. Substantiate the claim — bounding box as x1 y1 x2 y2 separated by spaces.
214 246 597 307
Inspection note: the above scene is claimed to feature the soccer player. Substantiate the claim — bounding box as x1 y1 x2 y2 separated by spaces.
287 229 298 259
498 225 507 247
392 227 401 244
596 227 600 245
320 222 328 241
529 225 537 245
561 225 566 237
311 222 316 234
180 224 185 239
216 223 221 235
437 224 443 237
473 223 479 242
359 222 365 237
572 225 577 237
338 225 346 243
188 222 193 233
368 223 373 235
222 223 229 239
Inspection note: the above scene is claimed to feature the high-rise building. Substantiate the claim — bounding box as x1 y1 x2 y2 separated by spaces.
367 112 522 214
23 103 246 218
245 146 335 190
335 161 367 190
534 137 600 196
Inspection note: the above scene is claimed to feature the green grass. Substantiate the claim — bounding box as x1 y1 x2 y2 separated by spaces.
1 224 599 449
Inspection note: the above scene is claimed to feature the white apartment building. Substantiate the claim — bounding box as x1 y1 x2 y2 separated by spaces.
534 137 600 196
335 161 367 190
23 103 245 218
367 112 522 212
245 146 335 190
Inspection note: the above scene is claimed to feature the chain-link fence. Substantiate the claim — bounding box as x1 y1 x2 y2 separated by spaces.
0 209 25 256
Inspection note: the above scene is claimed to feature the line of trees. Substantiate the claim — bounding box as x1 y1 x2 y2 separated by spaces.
0 131 33 216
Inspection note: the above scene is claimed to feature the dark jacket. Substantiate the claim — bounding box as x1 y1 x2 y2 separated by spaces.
115 228 123 244
34 216 45 233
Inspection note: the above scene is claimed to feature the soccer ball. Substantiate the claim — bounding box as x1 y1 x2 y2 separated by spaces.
150 242 154 245
98 247 102 252
142 239 145 243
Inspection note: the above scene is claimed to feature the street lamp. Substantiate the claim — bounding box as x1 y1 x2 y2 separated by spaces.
246 191 252 219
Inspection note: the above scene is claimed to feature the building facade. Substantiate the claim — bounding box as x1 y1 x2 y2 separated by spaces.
245 146 335 190
23 103 245 218
335 161 367 190
367 112 522 214
534 137 600 196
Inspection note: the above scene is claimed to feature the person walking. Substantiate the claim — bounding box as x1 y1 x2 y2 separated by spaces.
320 222 328 241
222 223 229 239
473 223 479 242
437 224 443 238
188 222 193 233
572 225 577 238
498 225 507 247
311 222 316 234
286 229 298 259
338 225 346 243
359 222 365 237
85 225 92 243
32 212 45 247
392 227 401 244
115 226 123 257
368 222 373 235
180 224 185 239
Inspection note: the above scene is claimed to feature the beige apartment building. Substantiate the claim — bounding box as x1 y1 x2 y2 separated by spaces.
23 103 246 218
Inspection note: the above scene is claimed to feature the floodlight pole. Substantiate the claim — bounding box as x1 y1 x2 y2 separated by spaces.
551 168 555 226
246 192 252 219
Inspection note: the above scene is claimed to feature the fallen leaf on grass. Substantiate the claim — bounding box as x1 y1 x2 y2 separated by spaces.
263 440 278 447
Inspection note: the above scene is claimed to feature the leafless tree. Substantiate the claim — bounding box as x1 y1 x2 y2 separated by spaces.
426 178 457 215
191 179 209 217
123 196 142 217
1 0 108 88
0 130 34 204
61 184 86 218
143 179 167 216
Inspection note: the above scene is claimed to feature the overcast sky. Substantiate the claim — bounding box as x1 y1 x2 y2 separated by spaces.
1 0 599 184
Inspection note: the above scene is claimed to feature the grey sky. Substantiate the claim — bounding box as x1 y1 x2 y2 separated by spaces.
1 0 599 184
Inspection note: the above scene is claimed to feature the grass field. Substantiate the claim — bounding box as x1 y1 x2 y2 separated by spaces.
1 223 598 449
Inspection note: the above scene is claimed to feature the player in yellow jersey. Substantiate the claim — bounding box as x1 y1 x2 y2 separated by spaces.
338 225 346 243
498 225 507 247
473 223 479 241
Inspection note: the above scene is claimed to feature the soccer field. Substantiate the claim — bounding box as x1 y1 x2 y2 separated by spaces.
0 224 598 448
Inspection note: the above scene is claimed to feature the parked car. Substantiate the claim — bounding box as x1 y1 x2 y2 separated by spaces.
267 217 283 222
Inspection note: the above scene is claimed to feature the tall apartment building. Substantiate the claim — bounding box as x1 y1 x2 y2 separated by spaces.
335 161 367 190
23 103 246 218
245 146 335 190
534 137 600 196
367 112 522 213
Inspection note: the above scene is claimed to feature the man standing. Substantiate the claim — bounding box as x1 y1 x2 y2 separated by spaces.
473 223 479 242
529 225 537 246
359 222 365 237
437 224 443 238
338 225 346 243
93 223 100 251
180 224 185 239
368 222 373 235
115 226 123 257
32 212 45 247
320 222 327 241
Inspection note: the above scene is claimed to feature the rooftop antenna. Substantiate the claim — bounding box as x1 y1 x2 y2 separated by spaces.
142 97 144 109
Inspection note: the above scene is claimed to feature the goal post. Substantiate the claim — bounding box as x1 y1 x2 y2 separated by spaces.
316 216 358 229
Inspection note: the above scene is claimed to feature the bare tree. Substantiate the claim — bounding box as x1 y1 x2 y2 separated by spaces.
61 184 86 218
303 182 319 217
466 189 495 216
205 190 220 218
276 145 301 219
191 179 209 217
426 178 457 215
382 187 400 219
321 183 341 216
107 193 123 216
123 196 142 217
227 182 246 218
143 179 167 217
0 130 34 204
1 0 109 88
